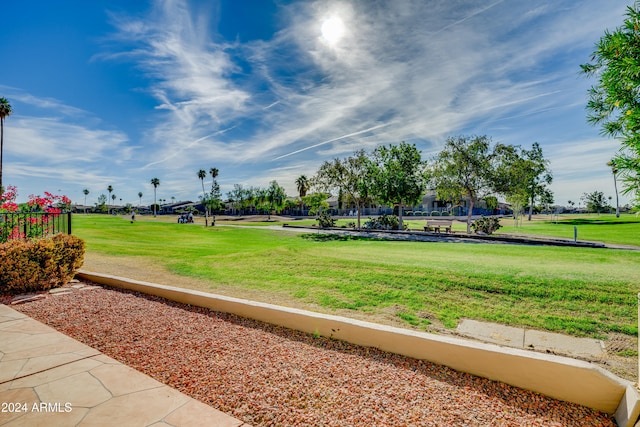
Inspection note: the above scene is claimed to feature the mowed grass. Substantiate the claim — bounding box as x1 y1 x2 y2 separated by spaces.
497 214 640 246
74 215 640 338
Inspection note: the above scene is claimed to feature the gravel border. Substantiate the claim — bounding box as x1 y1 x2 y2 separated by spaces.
13 284 616 426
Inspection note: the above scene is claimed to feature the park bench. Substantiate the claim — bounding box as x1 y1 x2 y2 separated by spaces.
424 220 453 233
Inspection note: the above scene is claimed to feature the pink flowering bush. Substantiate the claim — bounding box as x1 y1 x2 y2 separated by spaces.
0 186 72 242
0 186 84 295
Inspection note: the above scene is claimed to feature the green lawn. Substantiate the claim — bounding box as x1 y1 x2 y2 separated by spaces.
74 214 640 339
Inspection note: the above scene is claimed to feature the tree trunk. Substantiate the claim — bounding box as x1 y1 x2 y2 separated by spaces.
398 204 404 230
527 195 533 221
357 201 362 229
466 199 474 234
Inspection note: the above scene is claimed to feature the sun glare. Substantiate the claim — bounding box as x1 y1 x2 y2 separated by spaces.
321 16 345 45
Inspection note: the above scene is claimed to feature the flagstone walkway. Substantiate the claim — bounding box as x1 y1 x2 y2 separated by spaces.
0 304 249 427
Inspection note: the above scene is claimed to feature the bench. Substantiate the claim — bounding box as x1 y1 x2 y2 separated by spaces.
424 220 453 233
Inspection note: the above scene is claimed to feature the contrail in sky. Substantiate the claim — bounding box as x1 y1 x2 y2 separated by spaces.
142 126 236 169
273 122 394 161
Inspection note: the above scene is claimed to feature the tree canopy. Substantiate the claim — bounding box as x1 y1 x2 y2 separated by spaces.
313 150 373 229
429 135 501 232
582 2 640 203
368 142 427 230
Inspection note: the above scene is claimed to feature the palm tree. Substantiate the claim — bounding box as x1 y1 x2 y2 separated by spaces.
107 185 113 214
138 192 143 207
197 169 208 226
607 160 620 218
150 178 160 216
83 189 90 213
295 175 309 197
0 97 13 193
209 168 220 223
295 175 309 215
111 194 117 213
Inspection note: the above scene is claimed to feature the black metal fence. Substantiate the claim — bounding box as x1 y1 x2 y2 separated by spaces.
0 212 72 243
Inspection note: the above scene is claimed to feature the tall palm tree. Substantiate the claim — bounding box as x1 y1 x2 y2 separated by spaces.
150 178 160 216
607 160 620 218
83 189 90 213
295 175 309 198
107 185 113 214
295 175 309 215
209 168 220 222
0 97 13 193
197 169 208 226
138 192 143 207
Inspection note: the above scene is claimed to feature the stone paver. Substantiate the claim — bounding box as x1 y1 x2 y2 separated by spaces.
0 304 250 427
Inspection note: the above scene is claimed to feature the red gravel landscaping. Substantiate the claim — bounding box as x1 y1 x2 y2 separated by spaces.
13 284 616 426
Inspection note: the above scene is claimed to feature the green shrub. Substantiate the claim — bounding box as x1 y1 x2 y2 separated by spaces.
471 216 501 235
363 214 408 230
316 211 336 228
0 234 85 295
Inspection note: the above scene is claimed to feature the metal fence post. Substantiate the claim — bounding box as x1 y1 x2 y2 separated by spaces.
67 212 72 235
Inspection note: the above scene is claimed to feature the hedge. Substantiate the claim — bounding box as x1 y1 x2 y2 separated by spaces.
0 234 85 295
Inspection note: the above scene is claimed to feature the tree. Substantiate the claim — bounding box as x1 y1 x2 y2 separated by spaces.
607 160 620 217
150 178 160 216
227 184 248 215
82 189 89 213
295 175 309 198
302 192 330 216
314 150 374 229
96 194 108 213
494 143 552 221
208 168 221 224
198 169 209 226
138 192 143 207
0 97 13 193
367 142 427 230
107 185 113 214
265 180 286 220
581 190 609 213
581 3 640 200
430 135 501 233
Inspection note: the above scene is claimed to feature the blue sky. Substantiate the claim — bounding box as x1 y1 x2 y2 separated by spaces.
0 0 633 207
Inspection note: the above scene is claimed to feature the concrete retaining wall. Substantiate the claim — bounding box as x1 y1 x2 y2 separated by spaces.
77 270 640 426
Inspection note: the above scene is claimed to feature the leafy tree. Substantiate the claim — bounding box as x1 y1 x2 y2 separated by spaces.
495 142 552 221
0 97 13 193
227 184 248 215
368 142 427 230
581 3 640 200
96 194 108 213
302 192 330 216
150 178 160 216
581 190 609 213
314 150 373 229
430 135 501 233
265 180 287 219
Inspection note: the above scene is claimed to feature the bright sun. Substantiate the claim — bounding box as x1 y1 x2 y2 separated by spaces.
321 16 345 45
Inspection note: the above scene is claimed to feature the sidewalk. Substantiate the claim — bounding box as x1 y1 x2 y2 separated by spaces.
0 304 250 427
